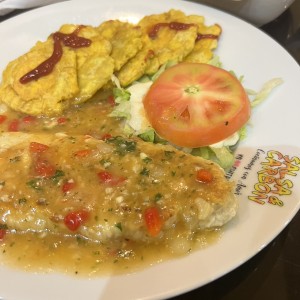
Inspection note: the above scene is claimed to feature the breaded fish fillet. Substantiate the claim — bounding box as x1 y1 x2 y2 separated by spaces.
0 133 237 243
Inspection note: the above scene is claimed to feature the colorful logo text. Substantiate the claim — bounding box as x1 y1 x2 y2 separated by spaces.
248 150 300 206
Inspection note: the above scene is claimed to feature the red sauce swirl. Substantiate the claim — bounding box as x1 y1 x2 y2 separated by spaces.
19 26 91 84
148 21 220 43
196 33 219 41
148 22 195 39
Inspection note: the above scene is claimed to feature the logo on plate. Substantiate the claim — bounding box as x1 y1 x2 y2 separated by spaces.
248 150 300 206
226 149 300 207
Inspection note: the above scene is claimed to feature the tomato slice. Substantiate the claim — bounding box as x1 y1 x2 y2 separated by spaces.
143 63 251 148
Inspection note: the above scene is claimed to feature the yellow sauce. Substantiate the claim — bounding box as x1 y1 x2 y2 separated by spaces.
0 229 221 276
0 90 224 276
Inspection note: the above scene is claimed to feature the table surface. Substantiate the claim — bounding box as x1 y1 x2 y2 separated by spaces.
0 1 300 300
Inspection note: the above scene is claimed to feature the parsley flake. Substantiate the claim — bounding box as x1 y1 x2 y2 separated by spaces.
115 222 122 231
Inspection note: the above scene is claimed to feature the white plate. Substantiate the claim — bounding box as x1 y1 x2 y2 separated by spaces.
0 0 300 299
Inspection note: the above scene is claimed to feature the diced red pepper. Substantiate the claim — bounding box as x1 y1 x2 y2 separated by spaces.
34 157 56 178
0 229 6 241
57 117 67 124
29 142 49 153
62 181 76 193
196 169 213 183
22 116 36 124
101 133 112 141
144 49 155 61
64 210 89 231
107 95 115 106
98 171 113 183
97 171 126 186
74 149 92 158
144 207 163 237
8 119 20 132
0 115 7 124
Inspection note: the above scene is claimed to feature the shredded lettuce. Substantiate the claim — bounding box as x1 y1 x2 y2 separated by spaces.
191 147 212 160
210 146 235 170
138 129 155 143
109 75 131 119
113 87 130 103
108 61 284 171
238 125 248 141
190 146 234 170
208 55 222 68
108 96 131 119
151 60 177 81
250 78 283 108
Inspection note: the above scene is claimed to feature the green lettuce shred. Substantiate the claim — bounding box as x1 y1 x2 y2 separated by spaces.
209 146 235 170
108 99 131 119
108 80 131 119
151 60 177 82
113 87 131 104
250 78 283 108
238 125 248 141
191 146 234 170
138 129 155 143
208 55 222 68
108 61 284 172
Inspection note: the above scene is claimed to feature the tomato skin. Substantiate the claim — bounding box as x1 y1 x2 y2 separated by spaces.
64 210 89 231
144 207 163 237
143 63 251 148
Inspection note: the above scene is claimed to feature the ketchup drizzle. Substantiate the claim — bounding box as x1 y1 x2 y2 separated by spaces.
196 33 219 41
148 21 219 42
148 22 194 39
19 26 91 84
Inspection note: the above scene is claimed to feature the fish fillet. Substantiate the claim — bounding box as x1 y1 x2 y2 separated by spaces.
0 132 237 243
